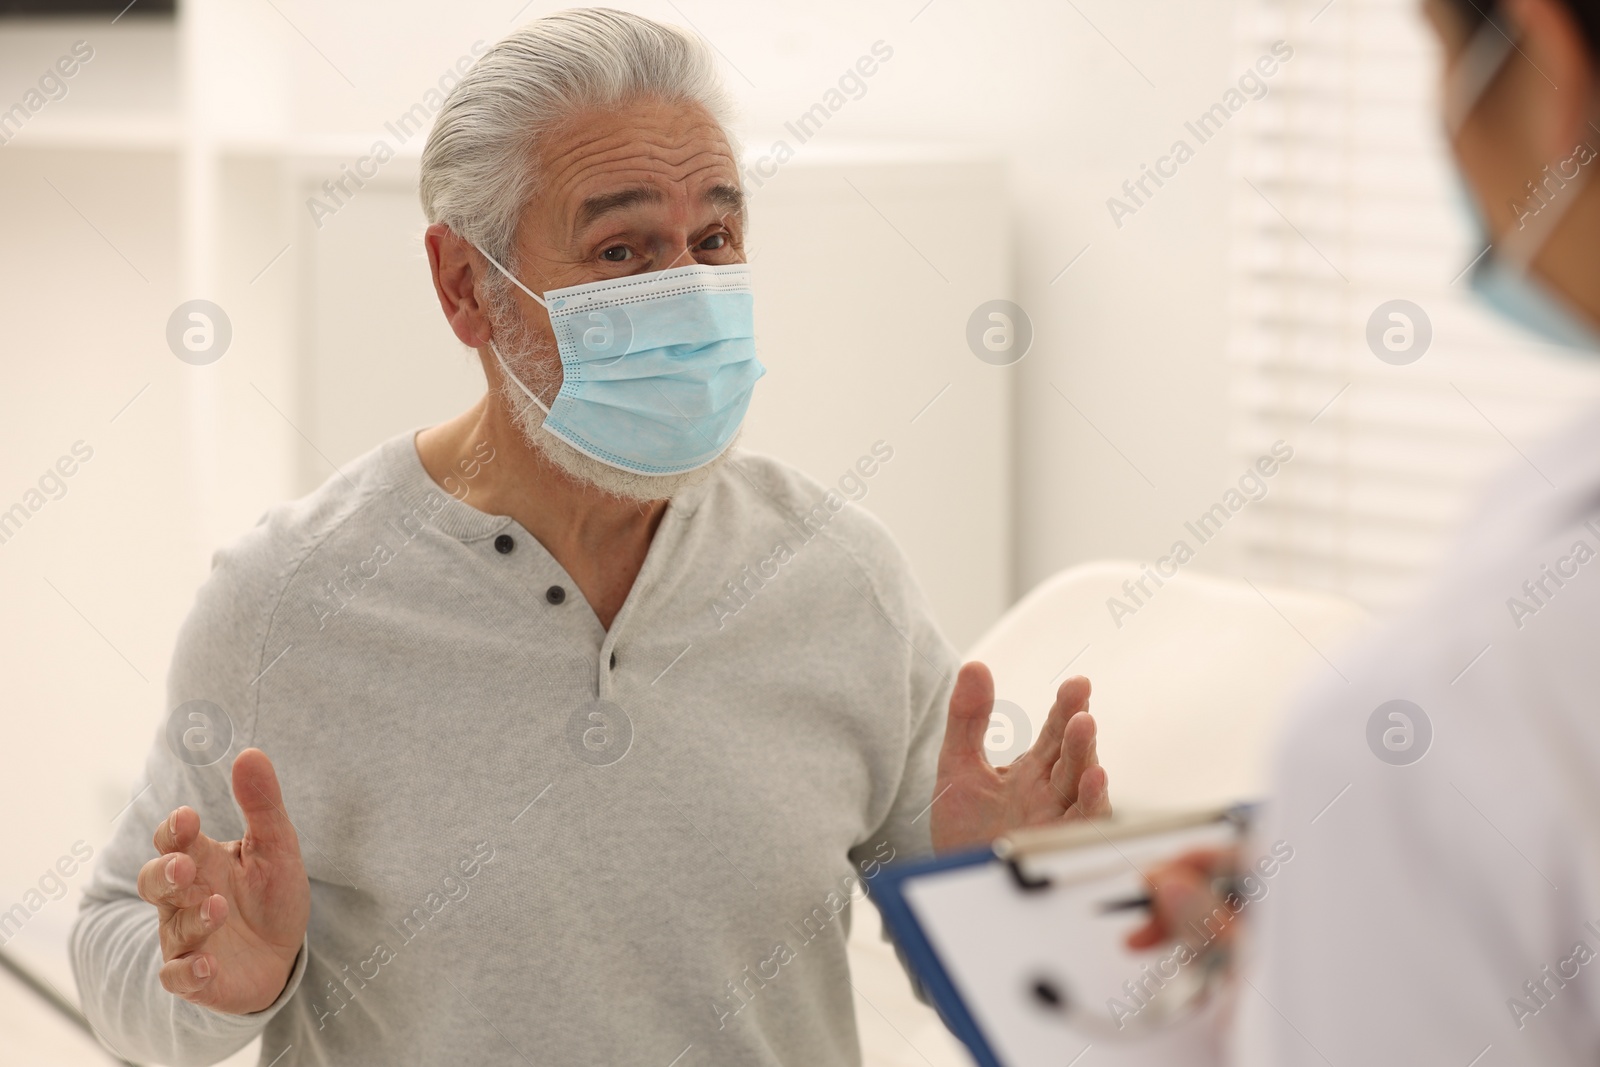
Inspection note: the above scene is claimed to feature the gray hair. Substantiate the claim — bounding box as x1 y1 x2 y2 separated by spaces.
419 8 738 282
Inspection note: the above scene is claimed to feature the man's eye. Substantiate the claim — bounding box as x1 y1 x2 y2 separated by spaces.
700 234 727 251
601 246 631 262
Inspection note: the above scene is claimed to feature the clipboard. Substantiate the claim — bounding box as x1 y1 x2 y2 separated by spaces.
871 805 1253 1067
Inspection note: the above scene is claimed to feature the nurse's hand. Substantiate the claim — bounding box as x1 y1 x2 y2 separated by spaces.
136 749 310 1014
931 661 1111 852
1125 846 1242 951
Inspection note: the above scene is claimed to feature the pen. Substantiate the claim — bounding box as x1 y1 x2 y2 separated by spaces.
1096 893 1153 914
1097 876 1242 915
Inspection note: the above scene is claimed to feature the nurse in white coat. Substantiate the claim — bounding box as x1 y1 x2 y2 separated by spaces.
1135 0 1600 1063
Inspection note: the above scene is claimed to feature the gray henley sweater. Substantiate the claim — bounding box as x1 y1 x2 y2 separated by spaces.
70 430 958 1067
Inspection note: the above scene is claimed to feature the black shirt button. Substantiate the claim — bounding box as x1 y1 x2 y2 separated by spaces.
545 585 566 605
609 651 617 670
494 533 515 554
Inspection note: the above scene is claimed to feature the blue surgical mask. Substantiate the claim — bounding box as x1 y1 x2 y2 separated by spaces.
475 245 765 475
1444 14 1600 353
1467 217 1600 352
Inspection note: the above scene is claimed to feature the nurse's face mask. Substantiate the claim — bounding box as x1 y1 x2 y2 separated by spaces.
474 243 766 477
1443 8 1600 352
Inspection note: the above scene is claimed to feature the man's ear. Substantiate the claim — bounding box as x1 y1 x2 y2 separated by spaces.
1506 0 1598 158
425 223 494 348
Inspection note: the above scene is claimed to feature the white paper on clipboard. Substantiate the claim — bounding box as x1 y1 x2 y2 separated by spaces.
903 809 1246 1067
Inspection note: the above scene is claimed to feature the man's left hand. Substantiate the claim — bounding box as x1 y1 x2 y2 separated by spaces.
930 661 1111 852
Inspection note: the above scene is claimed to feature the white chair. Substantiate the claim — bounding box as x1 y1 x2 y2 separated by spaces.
966 560 1370 812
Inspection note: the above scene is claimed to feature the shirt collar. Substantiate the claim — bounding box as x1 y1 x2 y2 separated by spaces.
381 428 720 540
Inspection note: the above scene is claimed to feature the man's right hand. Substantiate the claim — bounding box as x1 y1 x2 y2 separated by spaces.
137 748 310 1015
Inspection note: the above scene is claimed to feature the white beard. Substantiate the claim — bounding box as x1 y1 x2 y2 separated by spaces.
488 295 735 504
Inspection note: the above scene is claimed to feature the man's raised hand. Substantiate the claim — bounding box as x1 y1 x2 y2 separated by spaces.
930 661 1111 853
136 748 310 1014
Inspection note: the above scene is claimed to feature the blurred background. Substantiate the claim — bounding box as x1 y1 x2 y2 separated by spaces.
3 0 1598 1063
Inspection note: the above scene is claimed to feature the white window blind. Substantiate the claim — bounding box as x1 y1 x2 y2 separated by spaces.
1227 0 1600 613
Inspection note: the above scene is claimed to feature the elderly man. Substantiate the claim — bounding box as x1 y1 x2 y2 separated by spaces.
70 9 1108 1065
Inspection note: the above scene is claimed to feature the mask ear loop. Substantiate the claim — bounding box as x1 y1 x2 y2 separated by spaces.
489 339 552 417
474 242 549 309
472 241 556 417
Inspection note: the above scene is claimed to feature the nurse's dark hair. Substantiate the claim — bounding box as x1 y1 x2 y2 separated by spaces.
1443 0 1600 58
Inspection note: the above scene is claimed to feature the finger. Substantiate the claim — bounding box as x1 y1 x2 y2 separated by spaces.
1048 711 1099 808
1124 915 1167 950
1071 764 1111 820
1123 858 1186 947
158 952 217 999
1062 705 1098 772
163 894 229 955
137 851 209 911
233 748 299 857
1157 866 1231 944
1169 847 1234 875
1125 866 1205 949
937 662 997 772
1028 675 1091 769
151 805 228 877
153 807 197 855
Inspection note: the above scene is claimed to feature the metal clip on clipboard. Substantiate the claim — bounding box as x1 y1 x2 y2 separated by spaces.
992 803 1256 894
986 802 1258 1043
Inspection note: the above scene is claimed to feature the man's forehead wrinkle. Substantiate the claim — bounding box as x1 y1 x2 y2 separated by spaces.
537 115 736 193
551 119 732 164
544 141 738 200
557 158 728 219
543 103 729 154
546 155 741 240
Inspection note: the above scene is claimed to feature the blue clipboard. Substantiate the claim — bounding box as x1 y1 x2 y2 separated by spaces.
868 805 1254 1067
871 844 1009 1067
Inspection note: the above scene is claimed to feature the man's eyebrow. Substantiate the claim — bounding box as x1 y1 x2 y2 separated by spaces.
575 186 665 230
705 183 745 218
